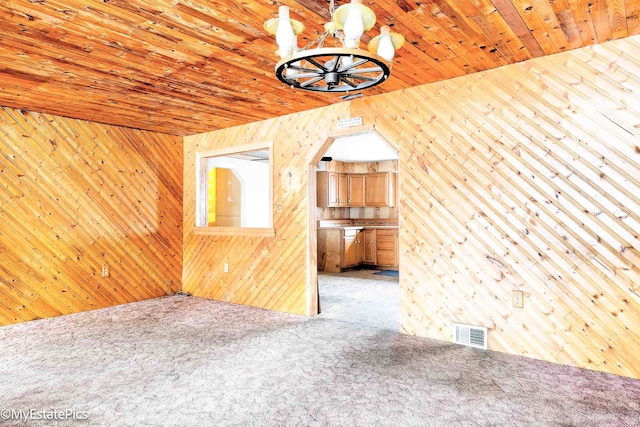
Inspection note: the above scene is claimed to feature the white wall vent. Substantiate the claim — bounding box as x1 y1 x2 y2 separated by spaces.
453 323 488 350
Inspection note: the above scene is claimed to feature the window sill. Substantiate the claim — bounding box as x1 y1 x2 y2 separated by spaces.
193 227 276 238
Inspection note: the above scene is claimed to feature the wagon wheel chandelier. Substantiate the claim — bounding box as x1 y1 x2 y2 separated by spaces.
264 0 405 94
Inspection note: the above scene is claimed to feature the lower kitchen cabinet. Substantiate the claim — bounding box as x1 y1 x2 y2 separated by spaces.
363 229 376 264
342 229 362 268
375 229 398 268
317 227 398 272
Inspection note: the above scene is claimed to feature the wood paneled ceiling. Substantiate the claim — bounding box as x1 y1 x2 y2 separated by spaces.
0 1 638 136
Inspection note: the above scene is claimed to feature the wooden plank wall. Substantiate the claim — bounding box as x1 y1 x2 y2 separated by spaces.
0 107 183 326
183 103 351 315
351 35 640 379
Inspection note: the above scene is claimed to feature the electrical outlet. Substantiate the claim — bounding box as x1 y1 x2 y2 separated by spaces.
102 264 110 278
512 290 524 308
223 263 229 273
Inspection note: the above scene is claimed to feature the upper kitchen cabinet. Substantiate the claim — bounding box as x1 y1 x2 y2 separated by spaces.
347 174 365 207
365 172 397 207
317 171 366 207
336 173 348 207
317 171 342 207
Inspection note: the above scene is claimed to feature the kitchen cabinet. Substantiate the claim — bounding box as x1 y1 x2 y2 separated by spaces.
363 229 376 264
375 228 398 268
355 229 364 265
337 173 348 207
317 171 343 207
365 172 397 207
342 228 364 268
317 171 395 207
347 174 365 206
342 230 357 267
317 226 398 272
317 227 363 271
317 171 348 207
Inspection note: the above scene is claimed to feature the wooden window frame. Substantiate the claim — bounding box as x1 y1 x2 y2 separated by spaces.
194 141 275 237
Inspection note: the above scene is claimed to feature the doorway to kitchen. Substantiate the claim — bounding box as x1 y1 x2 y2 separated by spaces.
308 124 400 331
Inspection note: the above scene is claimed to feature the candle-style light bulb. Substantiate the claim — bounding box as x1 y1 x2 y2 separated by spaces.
343 0 365 49
376 26 395 62
276 6 296 58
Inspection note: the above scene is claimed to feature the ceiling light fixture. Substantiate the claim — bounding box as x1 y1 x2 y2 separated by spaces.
264 0 405 94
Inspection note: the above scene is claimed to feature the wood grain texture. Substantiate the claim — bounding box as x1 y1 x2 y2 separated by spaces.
0 1 639 135
317 228 344 273
182 103 351 315
0 107 183 326
350 36 640 379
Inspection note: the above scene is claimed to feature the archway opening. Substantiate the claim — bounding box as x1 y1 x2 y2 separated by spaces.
308 124 400 331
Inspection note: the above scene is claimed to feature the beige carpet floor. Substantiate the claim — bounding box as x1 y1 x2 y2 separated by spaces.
318 269 399 331
0 277 639 426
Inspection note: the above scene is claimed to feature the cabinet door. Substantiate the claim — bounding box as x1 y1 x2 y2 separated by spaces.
342 235 357 267
365 172 397 207
317 171 340 207
328 172 340 207
348 174 365 206
365 173 387 206
337 173 348 207
376 229 398 267
355 230 364 265
363 229 376 264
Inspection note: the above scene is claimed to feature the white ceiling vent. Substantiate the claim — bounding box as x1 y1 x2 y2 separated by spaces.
453 323 488 350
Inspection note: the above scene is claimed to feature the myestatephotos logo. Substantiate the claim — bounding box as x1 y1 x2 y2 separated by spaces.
0 408 89 422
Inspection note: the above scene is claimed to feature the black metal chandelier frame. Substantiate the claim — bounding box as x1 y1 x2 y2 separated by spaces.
275 47 390 92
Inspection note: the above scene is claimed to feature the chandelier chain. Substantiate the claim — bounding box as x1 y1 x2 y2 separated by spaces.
329 0 337 16
301 0 344 51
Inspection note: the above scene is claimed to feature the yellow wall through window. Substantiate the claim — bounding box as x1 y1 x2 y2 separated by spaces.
207 167 216 225
207 167 242 227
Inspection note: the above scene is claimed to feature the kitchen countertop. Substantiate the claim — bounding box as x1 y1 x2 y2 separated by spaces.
317 219 398 230
318 225 398 229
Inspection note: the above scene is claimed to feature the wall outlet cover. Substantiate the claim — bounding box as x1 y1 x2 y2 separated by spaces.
512 290 524 308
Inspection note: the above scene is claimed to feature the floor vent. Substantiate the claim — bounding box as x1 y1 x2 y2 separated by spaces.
453 323 488 350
